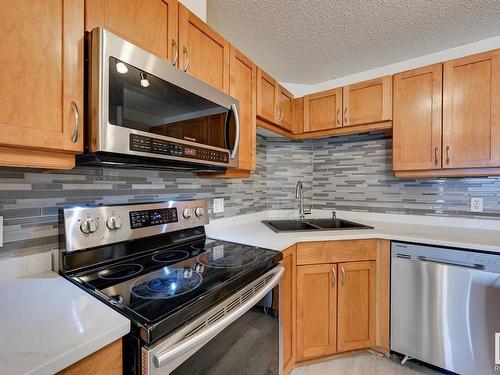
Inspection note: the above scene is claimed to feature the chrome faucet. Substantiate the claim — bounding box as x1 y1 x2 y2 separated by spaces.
295 180 311 220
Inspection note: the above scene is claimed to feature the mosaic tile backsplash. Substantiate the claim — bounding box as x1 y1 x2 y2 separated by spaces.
0 132 499 258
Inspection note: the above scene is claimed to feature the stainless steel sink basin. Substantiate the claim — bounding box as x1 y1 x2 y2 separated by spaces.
262 218 373 233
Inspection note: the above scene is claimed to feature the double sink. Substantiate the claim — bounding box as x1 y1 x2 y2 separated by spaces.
262 218 373 233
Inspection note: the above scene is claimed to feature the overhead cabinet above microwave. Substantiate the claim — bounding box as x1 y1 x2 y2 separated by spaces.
80 28 240 172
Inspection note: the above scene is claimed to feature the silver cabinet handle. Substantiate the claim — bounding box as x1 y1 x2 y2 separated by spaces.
182 46 190 72
341 267 346 286
171 39 178 66
152 266 284 368
336 108 340 125
230 103 240 159
446 146 450 165
274 105 279 122
70 101 79 143
434 147 439 166
279 107 284 123
331 267 336 288
344 107 348 124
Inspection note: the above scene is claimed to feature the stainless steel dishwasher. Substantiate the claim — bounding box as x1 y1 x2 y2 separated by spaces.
391 242 500 375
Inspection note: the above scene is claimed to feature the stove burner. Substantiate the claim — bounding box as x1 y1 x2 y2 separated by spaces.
152 250 189 263
98 263 144 280
197 246 258 269
130 268 203 299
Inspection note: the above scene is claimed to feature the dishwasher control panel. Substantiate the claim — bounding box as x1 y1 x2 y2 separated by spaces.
392 242 500 273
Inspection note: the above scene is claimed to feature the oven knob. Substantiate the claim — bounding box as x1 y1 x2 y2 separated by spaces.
183 208 192 220
195 207 204 217
80 218 98 234
106 216 123 231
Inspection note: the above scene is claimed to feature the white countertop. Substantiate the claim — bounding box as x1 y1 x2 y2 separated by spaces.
0 253 130 375
206 209 500 253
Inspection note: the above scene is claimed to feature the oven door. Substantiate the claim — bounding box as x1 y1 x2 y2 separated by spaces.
142 266 284 375
88 28 240 168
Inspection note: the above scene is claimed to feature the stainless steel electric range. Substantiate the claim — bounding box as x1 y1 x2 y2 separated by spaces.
59 200 283 375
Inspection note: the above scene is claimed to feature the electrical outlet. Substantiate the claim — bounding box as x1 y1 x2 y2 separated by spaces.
213 198 224 214
470 197 483 213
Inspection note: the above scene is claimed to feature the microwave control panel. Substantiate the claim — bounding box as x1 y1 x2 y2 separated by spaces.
130 134 229 164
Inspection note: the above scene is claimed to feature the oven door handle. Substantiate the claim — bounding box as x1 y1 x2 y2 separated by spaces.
230 103 240 160
152 265 284 368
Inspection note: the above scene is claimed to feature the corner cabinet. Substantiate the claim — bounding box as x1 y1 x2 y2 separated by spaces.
0 0 84 169
178 4 230 93
85 0 179 63
294 240 387 364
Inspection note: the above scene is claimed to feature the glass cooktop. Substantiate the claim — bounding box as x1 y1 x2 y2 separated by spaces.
73 238 281 330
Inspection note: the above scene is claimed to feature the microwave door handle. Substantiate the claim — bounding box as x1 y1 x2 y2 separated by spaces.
152 265 284 368
230 103 240 159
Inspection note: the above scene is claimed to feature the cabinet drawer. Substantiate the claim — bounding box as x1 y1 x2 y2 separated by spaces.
297 240 377 265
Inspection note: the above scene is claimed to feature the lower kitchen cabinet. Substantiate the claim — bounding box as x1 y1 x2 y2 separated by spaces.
57 339 122 375
281 245 296 375
337 261 376 352
296 264 337 360
290 240 389 369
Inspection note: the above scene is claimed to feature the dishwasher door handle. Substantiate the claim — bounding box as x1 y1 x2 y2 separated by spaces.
417 256 484 270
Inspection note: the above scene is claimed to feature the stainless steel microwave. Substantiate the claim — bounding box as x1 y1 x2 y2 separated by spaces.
78 28 240 172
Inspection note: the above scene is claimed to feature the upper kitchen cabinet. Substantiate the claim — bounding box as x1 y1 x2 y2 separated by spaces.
343 76 392 127
178 4 230 93
279 85 294 132
199 46 257 178
394 49 500 178
393 64 443 171
256 68 279 124
443 50 500 169
85 0 179 64
0 0 84 169
303 88 343 132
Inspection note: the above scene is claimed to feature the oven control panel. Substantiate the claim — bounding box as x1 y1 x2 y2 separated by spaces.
130 134 229 164
62 200 209 252
130 208 178 229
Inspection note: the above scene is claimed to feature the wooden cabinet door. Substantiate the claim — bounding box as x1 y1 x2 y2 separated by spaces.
443 50 500 168
393 64 443 171
337 261 376 352
279 85 294 131
303 88 342 132
58 339 121 374
343 76 392 126
85 0 178 63
178 4 230 93
296 264 337 360
229 46 256 171
0 0 83 168
257 68 279 124
281 246 296 375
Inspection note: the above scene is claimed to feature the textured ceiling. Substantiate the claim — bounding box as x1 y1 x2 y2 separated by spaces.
207 0 500 84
